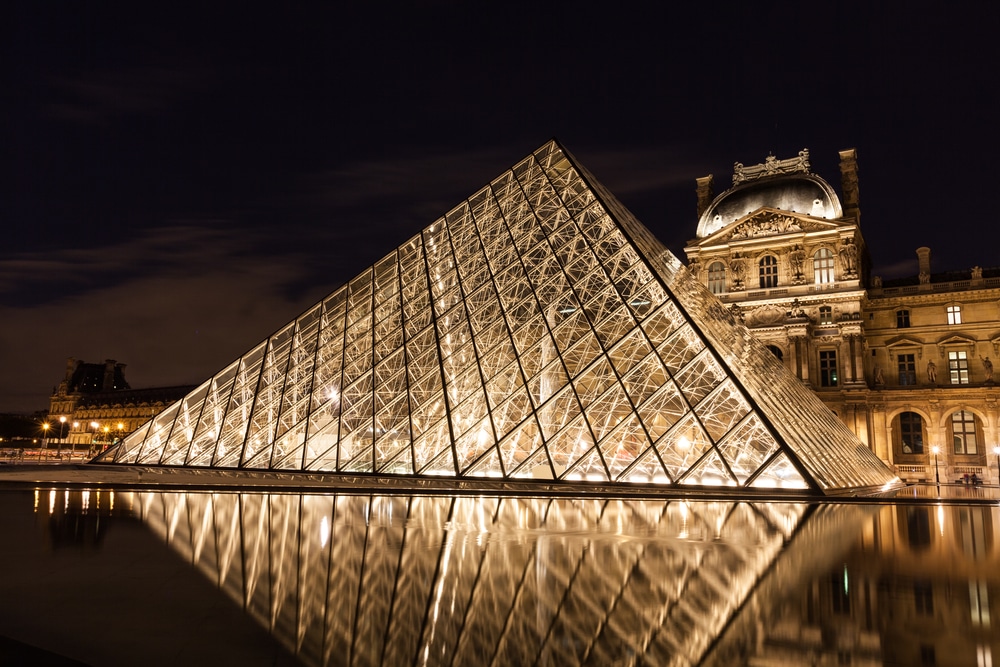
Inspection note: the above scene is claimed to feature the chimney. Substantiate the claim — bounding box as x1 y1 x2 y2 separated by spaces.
917 247 931 283
103 359 117 392
695 175 714 217
838 149 860 222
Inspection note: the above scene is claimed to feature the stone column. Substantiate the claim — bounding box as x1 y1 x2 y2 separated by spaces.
695 175 714 217
789 328 808 382
839 149 860 222
985 397 999 483
870 404 889 461
927 400 945 482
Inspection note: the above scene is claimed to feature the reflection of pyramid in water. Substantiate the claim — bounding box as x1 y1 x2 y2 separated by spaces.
137 492 831 666
98 140 896 493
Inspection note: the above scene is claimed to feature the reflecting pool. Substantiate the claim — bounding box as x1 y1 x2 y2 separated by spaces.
0 490 997 666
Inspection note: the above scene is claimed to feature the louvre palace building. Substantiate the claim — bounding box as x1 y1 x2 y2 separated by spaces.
684 148 999 484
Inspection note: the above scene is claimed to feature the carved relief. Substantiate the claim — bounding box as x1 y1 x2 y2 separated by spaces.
687 258 701 279
729 214 803 239
719 210 827 242
732 149 811 185
788 245 806 283
728 252 747 291
744 304 787 328
839 238 858 278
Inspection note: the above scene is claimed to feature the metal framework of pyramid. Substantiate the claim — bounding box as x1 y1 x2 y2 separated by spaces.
96 140 897 494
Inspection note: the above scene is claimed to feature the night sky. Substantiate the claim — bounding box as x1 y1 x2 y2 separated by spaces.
4 3 999 413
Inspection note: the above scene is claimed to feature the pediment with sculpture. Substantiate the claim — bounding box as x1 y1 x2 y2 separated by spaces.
700 208 842 245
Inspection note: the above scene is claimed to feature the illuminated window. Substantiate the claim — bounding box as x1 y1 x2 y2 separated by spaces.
898 353 916 385
969 580 990 627
813 248 835 284
949 351 970 385
897 411 924 454
758 255 778 288
819 306 833 325
896 309 910 328
707 261 726 294
959 508 990 559
951 410 978 454
947 305 962 324
819 350 838 387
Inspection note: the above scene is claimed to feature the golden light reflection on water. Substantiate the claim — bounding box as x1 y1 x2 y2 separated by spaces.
27 490 1000 666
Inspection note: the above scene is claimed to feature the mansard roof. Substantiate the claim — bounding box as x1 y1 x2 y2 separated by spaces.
696 150 844 239
94 140 897 495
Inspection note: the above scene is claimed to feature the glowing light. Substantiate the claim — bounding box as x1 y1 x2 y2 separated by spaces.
320 516 330 548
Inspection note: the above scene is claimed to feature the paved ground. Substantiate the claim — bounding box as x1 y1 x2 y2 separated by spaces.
1 462 998 502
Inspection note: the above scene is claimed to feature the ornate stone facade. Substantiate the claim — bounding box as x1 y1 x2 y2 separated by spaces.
47 358 194 455
686 149 1000 483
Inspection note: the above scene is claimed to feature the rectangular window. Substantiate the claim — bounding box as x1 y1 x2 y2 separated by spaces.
820 350 838 387
813 248 835 284
707 262 726 295
819 306 833 325
949 351 970 385
952 410 978 454
896 309 910 328
759 256 778 288
899 412 924 454
920 645 936 666
947 305 962 324
898 353 917 385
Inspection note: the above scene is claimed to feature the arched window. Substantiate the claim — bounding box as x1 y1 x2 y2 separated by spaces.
766 345 783 361
950 410 979 454
813 248 835 284
894 411 925 454
707 261 726 294
758 255 778 288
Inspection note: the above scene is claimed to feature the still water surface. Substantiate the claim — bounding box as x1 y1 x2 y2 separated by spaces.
0 489 996 666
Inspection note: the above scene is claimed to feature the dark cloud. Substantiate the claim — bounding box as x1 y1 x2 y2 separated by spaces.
0 228 329 412
43 63 210 124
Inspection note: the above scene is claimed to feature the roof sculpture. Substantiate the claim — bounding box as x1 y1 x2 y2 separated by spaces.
96 140 898 494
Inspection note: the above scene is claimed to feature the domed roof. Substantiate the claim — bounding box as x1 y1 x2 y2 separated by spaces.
696 154 844 238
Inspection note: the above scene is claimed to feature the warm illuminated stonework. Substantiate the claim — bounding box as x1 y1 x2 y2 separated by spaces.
97 141 897 494
685 149 1000 485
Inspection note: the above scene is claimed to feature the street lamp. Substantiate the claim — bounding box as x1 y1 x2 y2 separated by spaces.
41 423 50 457
89 422 100 458
932 445 941 488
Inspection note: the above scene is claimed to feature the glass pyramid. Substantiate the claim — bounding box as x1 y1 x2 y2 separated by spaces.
96 140 897 494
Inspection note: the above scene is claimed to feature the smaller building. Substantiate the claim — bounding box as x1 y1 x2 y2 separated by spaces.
47 358 194 455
